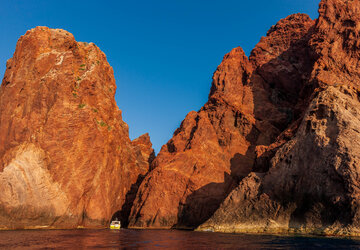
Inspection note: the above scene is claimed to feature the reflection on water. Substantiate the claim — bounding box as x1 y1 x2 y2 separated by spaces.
0 229 359 249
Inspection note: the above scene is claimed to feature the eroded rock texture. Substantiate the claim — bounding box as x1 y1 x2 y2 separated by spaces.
0 27 152 229
130 0 360 235
198 85 360 235
198 0 360 236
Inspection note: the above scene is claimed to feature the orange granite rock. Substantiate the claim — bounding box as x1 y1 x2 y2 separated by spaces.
129 14 316 229
0 27 152 229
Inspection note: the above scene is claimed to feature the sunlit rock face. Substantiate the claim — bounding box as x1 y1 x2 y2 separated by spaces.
128 13 315 229
0 27 153 229
130 0 360 236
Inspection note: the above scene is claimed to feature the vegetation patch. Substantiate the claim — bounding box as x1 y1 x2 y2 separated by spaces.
78 103 86 109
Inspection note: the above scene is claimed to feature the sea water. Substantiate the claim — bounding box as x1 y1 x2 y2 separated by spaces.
0 229 359 249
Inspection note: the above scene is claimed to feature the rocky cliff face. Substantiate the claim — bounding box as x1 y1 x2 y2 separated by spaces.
198 0 360 236
128 13 315 229
1 0 359 236
0 27 153 229
129 0 360 235
198 85 360 236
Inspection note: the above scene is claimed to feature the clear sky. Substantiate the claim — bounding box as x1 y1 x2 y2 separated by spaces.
0 0 320 153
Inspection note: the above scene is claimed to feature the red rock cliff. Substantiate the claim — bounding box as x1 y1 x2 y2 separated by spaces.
129 0 360 236
128 13 316 229
0 27 153 229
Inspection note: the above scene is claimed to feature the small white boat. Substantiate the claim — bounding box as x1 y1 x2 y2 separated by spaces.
110 220 121 230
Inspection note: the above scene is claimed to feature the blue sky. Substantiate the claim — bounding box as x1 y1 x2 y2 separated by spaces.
0 0 320 153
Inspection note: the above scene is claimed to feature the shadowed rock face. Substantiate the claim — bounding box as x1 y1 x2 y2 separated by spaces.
198 85 360 236
129 0 360 235
0 27 153 229
198 0 360 236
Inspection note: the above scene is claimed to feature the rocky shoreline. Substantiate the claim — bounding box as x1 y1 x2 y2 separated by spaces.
1 0 360 237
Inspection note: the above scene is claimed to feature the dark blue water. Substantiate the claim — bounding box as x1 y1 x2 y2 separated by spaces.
0 229 359 249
